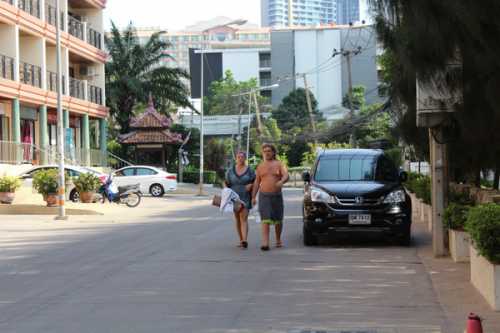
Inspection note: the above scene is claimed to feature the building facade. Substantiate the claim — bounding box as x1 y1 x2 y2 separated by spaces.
271 25 379 120
261 0 337 27
0 0 108 167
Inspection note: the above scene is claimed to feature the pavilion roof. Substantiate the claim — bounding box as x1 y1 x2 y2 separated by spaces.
129 96 173 129
118 129 183 144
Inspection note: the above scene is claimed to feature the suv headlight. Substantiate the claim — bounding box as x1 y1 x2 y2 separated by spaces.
383 189 406 204
311 186 336 204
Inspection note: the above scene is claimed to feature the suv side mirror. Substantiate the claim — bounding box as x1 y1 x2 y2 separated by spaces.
399 171 408 183
302 171 311 183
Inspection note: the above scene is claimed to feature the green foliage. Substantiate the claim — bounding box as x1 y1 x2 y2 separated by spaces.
205 138 232 178
105 22 192 134
0 176 21 192
300 142 352 167
405 172 422 193
449 188 474 205
444 203 471 230
273 88 323 132
414 175 431 205
465 204 500 264
73 173 102 193
342 85 366 110
33 169 59 196
183 171 217 184
204 70 263 115
385 147 403 168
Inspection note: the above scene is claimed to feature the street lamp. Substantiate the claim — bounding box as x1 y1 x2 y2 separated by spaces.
195 19 247 196
232 84 279 158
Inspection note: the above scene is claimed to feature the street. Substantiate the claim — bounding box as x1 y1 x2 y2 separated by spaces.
0 189 447 333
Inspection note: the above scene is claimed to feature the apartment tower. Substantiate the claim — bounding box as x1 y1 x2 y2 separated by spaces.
261 0 337 27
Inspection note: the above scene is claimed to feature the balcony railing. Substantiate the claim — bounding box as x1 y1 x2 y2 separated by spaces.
68 16 84 40
88 84 103 105
18 0 41 18
46 71 66 94
45 3 65 30
259 59 272 68
69 77 85 99
259 78 272 87
87 27 102 49
0 54 15 80
20 62 42 88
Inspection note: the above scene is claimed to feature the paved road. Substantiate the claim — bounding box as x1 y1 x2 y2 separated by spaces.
0 189 447 333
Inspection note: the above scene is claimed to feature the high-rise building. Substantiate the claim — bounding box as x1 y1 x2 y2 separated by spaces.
261 0 337 27
0 0 108 168
336 0 373 25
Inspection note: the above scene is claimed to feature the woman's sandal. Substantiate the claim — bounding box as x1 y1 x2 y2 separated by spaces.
276 241 283 248
260 245 270 251
241 241 248 249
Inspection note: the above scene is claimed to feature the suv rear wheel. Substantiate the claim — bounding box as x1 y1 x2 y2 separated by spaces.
303 226 318 246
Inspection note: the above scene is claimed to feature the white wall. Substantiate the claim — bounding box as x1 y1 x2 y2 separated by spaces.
222 50 260 82
19 36 43 67
294 29 342 111
0 24 17 58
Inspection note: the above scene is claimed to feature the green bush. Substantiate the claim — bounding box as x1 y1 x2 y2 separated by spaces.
33 169 59 196
449 188 474 205
405 172 423 193
0 176 21 192
73 173 101 193
414 175 431 204
465 203 500 264
443 203 471 230
183 170 217 184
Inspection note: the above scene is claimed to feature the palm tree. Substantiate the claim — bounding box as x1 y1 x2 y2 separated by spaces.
105 22 192 134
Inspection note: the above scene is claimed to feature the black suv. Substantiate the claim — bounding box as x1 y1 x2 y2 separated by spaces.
302 149 411 246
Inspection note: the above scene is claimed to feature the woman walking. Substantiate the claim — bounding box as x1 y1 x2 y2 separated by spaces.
225 151 256 249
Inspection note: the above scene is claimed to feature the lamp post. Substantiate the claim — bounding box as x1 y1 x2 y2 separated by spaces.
232 83 279 159
196 19 247 196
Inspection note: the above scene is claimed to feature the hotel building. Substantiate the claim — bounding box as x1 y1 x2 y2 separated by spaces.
0 0 108 168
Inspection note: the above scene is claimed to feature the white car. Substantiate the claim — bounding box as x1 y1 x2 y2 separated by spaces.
112 166 177 197
19 165 107 202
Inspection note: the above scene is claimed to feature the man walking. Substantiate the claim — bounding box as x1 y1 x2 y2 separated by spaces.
252 143 289 251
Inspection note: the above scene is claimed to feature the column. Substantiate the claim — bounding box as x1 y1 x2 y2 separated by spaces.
82 114 90 166
12 99 21 163
63 109 69 128
39 105 48 164
99 118 107 166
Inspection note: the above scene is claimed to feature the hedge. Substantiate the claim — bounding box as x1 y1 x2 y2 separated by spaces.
182 170 217 184
414 175 431 205
465 203 500 264
443 203 471 230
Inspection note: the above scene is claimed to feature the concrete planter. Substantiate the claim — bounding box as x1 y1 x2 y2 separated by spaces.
79 191 94 203
0 192 15 204
449 229 470 262
43 194 58 207
419 200 426 223
470 246 500 311
426 204 433 232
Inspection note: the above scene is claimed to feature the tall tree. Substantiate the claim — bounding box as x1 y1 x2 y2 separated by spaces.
105 22 192 134
273 88 322 132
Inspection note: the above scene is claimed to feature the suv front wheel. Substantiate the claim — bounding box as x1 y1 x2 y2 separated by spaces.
303 225 318 246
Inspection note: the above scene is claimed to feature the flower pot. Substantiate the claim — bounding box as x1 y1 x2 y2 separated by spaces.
43 193 58 207
0 192 15 204
449 229 470 263
79 191 94 203
470 245 500 311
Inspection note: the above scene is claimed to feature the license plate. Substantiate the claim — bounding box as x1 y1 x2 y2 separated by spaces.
349 214 371 225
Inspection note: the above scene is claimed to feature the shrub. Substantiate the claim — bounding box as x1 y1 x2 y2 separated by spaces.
449 188 474 205
183 170 217 184
405 172 423 193
414 175 431 204
0 176 22 192
33 169 58 196
465 203 500 264
73 173 101 193
443 203 471 230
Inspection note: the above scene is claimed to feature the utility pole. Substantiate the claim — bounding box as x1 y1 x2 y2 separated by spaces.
246 93 253 158
55 0 66 220
198 50 205 196
252 92 264 136
301 73 317 144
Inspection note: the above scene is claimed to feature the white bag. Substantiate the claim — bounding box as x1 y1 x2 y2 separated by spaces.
252 205 261 224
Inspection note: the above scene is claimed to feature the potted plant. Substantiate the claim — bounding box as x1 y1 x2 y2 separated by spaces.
465 203 500 311
444 203 472 262
0 175 22 204
32 169 59 207
73 173 101 203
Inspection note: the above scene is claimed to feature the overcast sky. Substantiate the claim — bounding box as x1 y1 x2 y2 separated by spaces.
103 0 261 31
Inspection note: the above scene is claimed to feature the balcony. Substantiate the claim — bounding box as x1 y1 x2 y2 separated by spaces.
20 62 42 88
68 15 84 40
1 0 13 5
88 84 102 105
0 54 15 80
46 71 66 94
259 78 272 87
87 27 102 49
18 0 41 19
45 3 65 30
69 77 85 99
259 59 272 69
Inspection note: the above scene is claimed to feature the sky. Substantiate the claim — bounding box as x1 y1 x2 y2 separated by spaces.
103 0 261 31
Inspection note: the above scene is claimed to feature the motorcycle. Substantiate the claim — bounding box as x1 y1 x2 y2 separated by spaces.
97 174 141 208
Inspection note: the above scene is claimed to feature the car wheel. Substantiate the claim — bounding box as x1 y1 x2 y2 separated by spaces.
149 184 165 197
303 225 317 246
398 227 411 246
70 189 80 203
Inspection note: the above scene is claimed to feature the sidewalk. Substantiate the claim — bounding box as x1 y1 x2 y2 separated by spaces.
412 208 500 332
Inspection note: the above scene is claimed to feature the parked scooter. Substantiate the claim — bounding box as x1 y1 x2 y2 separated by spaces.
97 174 141 208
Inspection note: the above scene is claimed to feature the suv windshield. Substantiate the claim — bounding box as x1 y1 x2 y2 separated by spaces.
314 156 376 181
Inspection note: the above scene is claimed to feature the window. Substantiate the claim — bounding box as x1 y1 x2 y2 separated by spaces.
116 168 135 177
314 156 376 181
375 157 399 182
136 168 157 176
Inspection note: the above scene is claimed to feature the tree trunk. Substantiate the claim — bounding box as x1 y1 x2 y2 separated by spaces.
494 166 500 190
